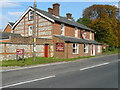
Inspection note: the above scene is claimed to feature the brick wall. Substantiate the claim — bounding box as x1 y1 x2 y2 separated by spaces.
53 22 95 40
53 36 102 59
66 43 91 58
53 36 65 58
13 10 53 39
53 37 93 59
4 25 12 33
12 9 95 40
0 35 54 61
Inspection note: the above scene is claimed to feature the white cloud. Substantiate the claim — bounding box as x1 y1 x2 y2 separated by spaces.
114 3 118 7
0 11 23 30
8 11 23 22
0 14 12 30
0 0 21 8
8 11 23 16
110 3 119 8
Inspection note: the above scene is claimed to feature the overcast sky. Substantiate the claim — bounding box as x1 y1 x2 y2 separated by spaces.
0 0 119 31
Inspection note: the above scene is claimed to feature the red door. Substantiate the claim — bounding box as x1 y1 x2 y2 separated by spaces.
44 44 49 58
91 44 95 56
92 45 93 55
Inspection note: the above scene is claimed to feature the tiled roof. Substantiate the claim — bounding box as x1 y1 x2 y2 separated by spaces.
54 35 102 45
0 32 21 39
30 6 94 32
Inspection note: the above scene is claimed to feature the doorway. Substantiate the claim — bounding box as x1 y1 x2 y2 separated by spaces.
91 44 95 56
44 44 49 58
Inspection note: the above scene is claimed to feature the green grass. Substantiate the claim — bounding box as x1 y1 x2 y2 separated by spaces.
0 56 95 67
1 48 119 67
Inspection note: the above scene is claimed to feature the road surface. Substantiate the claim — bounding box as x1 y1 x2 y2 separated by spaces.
1 54 119 88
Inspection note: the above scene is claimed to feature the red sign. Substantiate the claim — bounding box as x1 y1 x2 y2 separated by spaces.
16 49 24 55
56 43 64 51
103 44 107 49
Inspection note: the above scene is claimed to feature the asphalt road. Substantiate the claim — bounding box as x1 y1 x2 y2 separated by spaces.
1 54 119 88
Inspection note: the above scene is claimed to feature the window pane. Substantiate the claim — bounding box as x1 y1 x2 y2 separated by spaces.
73 44 78 54
30 11 33 14
61 24 64 35
84 44 88 53
73 49 75 53
30 16 33 20
29 26 33 36
73 44 75 48
29 11 33 20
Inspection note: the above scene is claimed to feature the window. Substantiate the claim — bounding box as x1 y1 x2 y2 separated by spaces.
11 30 14 33
98 45 101 52
61 24 65 35
90 32 92 40
29 11 33 20
84 44 88 53
73 43 78 54
28 26 33 36
75 27 78 37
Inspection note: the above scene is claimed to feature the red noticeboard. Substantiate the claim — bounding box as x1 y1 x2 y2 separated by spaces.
56 43 64 51
16 49 24 55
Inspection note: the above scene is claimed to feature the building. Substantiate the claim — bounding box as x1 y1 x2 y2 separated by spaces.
0 3 102 61
3 22 15 33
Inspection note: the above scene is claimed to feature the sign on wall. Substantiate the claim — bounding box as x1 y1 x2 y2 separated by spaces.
56 43 64 51
82 32 87 39
16 49 24 55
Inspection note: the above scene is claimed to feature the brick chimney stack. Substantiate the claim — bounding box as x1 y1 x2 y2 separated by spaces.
48 8 53 14
66 13 72 19
52 3 60 16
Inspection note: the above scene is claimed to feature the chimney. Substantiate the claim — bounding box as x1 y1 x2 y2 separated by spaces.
66 13 72 19
52 3 60 16
48 8 53 14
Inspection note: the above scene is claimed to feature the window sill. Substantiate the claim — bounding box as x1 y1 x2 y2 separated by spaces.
73 53 79 55
28 19 33 21
84 52 88 54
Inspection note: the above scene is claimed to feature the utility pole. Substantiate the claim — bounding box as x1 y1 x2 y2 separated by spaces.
33 0 37 61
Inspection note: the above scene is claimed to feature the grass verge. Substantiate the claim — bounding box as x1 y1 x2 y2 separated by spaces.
0 56 95 67
0 48 119 67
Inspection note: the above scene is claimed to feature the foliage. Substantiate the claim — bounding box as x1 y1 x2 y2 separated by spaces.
77 17 91 26
102 47 119 55
77 5 119 47
82 5 117 20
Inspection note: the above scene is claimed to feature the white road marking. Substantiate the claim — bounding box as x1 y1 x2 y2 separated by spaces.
80 62 110 71
1 75 55 88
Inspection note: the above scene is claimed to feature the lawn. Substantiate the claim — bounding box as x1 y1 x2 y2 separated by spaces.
0 56 94 67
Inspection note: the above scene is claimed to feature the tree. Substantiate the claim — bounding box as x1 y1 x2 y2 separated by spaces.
77 17 91 26
89 18 118 47
77 5 119 47
82 5 117 20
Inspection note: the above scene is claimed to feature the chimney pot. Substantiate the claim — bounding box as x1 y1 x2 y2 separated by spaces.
52 3 60 16
48 8 53 14
66 13 72 19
